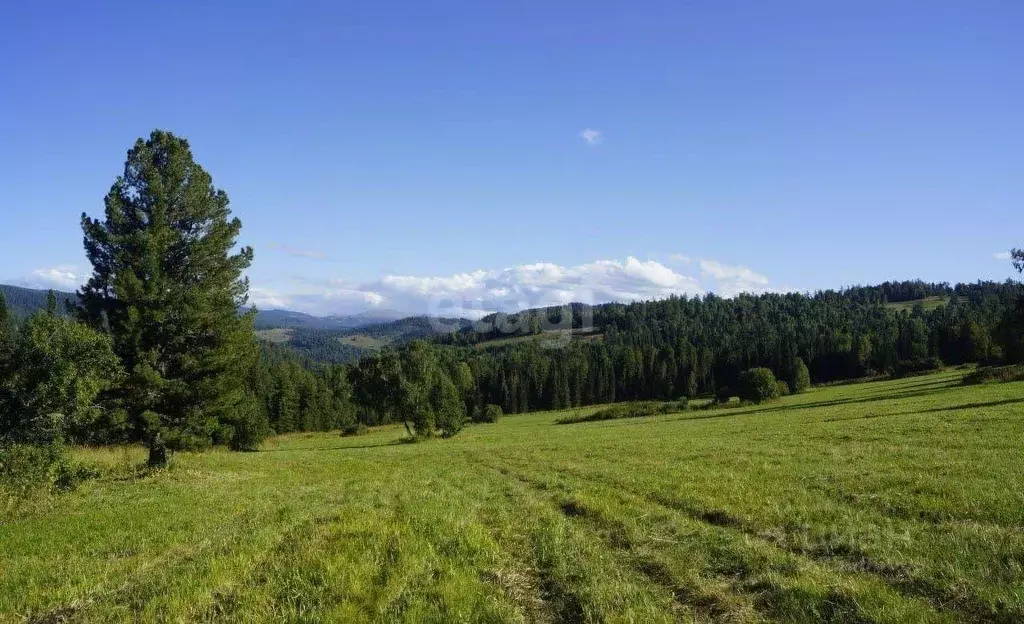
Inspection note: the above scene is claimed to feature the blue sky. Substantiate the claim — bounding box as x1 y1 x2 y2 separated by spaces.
2 1 1021 316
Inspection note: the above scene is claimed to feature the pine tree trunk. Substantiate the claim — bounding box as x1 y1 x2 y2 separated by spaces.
148 432 168 468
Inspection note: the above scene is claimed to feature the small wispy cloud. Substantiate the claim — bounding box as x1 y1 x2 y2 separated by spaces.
994 251 1012 261
266 243 326 260
698 259 772 297
668 254 692 264
579 128 603 146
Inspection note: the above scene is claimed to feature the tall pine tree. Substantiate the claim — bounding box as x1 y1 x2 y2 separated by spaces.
78 130 262 463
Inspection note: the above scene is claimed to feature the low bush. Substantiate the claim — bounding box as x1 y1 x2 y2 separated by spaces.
892 357 945 378
775 380 791 397
0 443 66 498
556 399 687 425
0 440 97 517
962 364 1024 386
341 422 369 437
738 368 780 404
790 358 811 393
475 404 503 424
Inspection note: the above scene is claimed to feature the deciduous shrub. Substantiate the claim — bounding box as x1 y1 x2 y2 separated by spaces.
738 368 780 404
556 399 687 424
790 358 811 393
962 364 1024 386
475 404 503 424
229 408 271 451
432 376 466 438
893 356 944 378
776 380 791 397
341 422 368 437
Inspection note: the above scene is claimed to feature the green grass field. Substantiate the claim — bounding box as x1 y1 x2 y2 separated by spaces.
2 370 1023 622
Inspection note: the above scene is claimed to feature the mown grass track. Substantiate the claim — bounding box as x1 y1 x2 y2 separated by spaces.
2 370 1022 622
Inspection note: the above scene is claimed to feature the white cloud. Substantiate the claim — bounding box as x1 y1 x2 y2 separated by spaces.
698 259 772 297
579 128 603 146
16 255 785 319
994 251 1012 261
26 266 87 291
668 254 692 264
249 254 785 318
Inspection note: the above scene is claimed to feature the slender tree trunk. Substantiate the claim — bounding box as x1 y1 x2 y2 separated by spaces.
148 432 167 468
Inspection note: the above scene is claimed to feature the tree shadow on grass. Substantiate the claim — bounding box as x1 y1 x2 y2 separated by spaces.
259 439 404 453
822 397 1024 423
639 378 966 427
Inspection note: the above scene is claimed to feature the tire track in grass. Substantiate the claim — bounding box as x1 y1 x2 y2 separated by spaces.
539 458 1009 623
472 452 959 624
464 451 679 623
199 512 346 621
468 477 557 623
466 452 728 623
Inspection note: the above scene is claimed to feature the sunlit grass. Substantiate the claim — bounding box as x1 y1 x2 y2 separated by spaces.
2 369 1022 622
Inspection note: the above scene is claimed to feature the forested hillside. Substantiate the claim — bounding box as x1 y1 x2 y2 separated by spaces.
412 280 1023 416
257 316 472 364
0 285 74 317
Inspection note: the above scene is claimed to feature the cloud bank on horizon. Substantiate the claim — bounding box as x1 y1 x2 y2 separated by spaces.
17 255 781 319
248 255 780 318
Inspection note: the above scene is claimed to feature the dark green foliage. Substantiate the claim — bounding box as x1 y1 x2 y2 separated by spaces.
432 374 466 438
78 131 260 462
476 404 503 424
341 422 368 437
0 285 75 319
714 385 732 404
426 281 1021 418
962 364 1024 386
1000 248 1024 363
738 368 779 404
0 442 68 501
228 403 271 451
256 345 355 435
892 357 944 378
555 399 688 425
350 341 466 438
790 358 811 393
775 380 791 397
0 313 121 445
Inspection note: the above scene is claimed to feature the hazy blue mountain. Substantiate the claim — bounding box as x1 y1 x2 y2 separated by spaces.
252 308 407 330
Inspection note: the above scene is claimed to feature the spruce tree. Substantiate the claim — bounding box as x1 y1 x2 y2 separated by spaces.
0 293 10 348
78 130 261 464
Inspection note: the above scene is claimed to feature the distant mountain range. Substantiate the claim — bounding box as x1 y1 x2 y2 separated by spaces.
252 307 409 331
1 284 468 364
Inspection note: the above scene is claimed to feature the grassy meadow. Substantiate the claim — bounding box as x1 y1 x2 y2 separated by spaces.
2 369 1022 622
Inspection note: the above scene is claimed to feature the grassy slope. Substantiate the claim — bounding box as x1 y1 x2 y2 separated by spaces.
337 334 389 350
3 370 1023 622
478 328 604 350
884 296 951 312
254 328 293 344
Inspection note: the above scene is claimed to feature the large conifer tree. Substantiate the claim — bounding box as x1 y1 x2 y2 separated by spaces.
78 130 261 462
